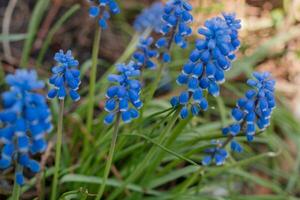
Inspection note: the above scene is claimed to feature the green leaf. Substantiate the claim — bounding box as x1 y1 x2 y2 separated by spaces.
147 166 199 189
20 0 50 67
0 34 27 42
205 151 279 177
60 174 162 196
123 133 201 167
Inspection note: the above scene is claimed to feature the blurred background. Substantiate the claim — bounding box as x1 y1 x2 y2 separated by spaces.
1 0 300 199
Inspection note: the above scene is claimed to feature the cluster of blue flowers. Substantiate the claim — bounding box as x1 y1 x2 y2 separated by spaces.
223 71 276 141
48 50 81 102
88 0 120 29
202 72 276 166
202 140 228 166
170 13 241 119
0 70 52 185
132 37 158 70
155 0 193 62
104 62 143 124
133 2 164 33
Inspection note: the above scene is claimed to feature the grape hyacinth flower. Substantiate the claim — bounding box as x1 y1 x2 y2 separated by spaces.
132 37 158 70
0 70 52 185
48 50 81 102
171 13 241 119
104 61 142 124
48 50 80 200
88 0 120 29
155 0 193 62
223 72 276 145
133 2 164 33
202 140 228 166
202 72 276 166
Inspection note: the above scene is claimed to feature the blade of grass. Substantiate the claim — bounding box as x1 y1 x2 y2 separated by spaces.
0 34 27 42
147 166 199 189
123 133 201 167
60 174 162 196
205 151 280 177
20 0 50 67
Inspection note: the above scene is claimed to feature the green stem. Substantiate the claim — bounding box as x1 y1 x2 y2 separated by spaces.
11 165 22 200
95 113 120 200
146 62 165 101
50 100 64 200
86 27 102 147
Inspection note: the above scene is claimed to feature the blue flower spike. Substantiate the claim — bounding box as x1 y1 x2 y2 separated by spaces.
48 50 81 102
88 0 120 29
132 37 158 70
156 0 193 62
171 13 241 119
202 140 228 166
0 70 53 185
134 2 164 33
203 72 275 166
104 61 143 125
213 71 276 165
225 71 276 142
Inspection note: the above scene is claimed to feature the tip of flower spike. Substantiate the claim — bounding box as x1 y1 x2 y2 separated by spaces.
133 2 164 33
49 50 80 101
5 69 45 91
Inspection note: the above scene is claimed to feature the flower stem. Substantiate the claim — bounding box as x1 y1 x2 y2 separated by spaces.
11 164 21 200
50 99 64 200
86 27 102 144
95 113 120 200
